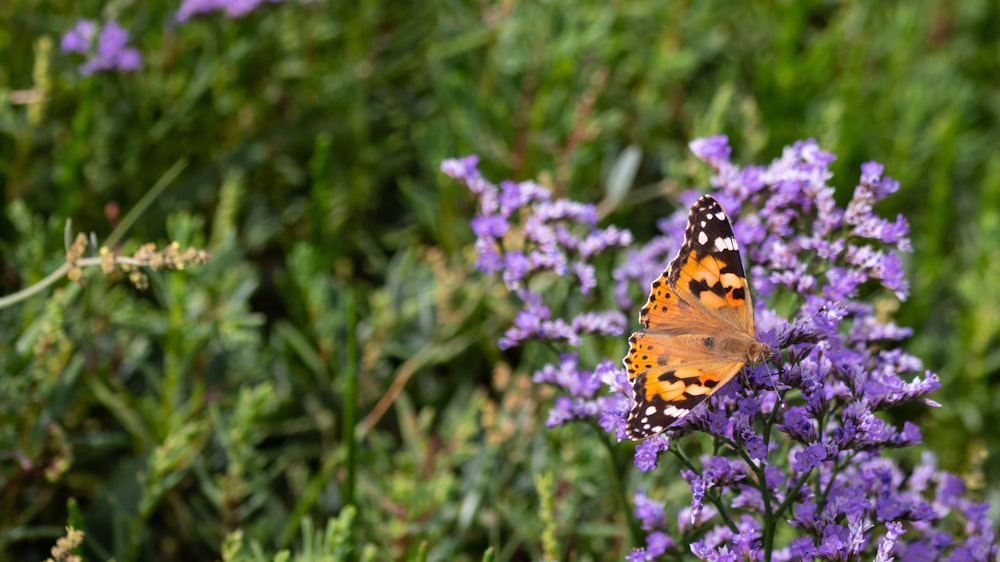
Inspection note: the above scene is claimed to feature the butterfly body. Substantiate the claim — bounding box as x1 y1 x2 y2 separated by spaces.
624 195 771 440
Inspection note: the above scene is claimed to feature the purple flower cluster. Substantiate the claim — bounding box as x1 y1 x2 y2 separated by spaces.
442 156 632 429
627 490 678 560
615 137 991 560
177 0 284 22
60 20 143 76
444 156 631 293
444 139 997 561
533 355 620 427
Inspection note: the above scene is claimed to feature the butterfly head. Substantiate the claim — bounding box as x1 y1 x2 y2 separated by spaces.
748 341 772 364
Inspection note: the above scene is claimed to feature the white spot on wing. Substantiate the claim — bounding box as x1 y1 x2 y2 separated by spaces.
714 236 738 252
698 231 708 245
662 405 690 418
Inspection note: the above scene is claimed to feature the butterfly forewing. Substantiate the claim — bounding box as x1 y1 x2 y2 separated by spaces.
624 195 765 440
668 196 755 335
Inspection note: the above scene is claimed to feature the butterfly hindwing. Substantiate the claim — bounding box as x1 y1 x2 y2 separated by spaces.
625 331 748 439
627 357 745 439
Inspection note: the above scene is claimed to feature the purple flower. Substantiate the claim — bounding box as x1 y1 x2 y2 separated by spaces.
60 19 96 55
471 214 509 238
569 311 626 338
743 434 767 461
704 455 746 488
624 550 646 562
501 251 530 288
791 502 823 535
499 301 576 349
778 406 818 442
612 235 676 311
177 0 227 20
787 535 819 559
690 516 760 561
875 522 906 562
474 237 503 274
532 354 601 398
818 524 850 558
446 155 629 302
92 22 142 71
441 155 481 187
598 400 629 440
690 135 732 168
731 518 762 559
690 542 737 561
61 20 143 76
177 0 283 22
790 442 833 473
580 226 632 257
445 155 635 447
645 531 675 557
627 528 677 561
706 409 733 437
633 435 669 473
634 491 667 531
531 356 638 434
684 470 707 523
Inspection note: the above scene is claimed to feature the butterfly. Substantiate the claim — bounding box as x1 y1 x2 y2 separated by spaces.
623 195 772 440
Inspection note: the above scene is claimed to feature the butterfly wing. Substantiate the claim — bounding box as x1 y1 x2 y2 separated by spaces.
667 195 756 336
625 331 749 438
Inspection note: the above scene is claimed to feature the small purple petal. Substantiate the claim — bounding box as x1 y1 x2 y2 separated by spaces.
690 135 732 167
60 19 96 54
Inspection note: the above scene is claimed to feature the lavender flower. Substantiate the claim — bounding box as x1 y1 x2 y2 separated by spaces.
634 490 667 531
632 435 670 473
875 522 906 562
60 20 143 76
690 516 762 561
628 491 679 560
444 138 997 561
442 156 632 431
60 20 96 55
177 0 284 22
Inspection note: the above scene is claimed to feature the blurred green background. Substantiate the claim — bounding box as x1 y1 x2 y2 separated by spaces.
1 0 998 560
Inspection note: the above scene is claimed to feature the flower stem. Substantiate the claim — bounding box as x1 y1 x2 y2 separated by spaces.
592 422 642 546
0 262 69 309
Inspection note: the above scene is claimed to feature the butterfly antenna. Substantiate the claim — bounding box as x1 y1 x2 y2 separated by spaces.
766 362 785 415
767 361 782 392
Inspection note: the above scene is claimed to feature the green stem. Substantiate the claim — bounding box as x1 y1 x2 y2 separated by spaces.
774 472 811 519
0 262 69 309
105 159 187 247
593 422 641 546
343 290 358 509
759 388 787 561
816 452 856 512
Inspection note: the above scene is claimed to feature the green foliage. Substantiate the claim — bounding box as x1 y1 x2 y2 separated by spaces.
220 509 376 562
0 0 998 559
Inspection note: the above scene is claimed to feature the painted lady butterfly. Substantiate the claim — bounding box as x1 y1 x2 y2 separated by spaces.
623 195 771 440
